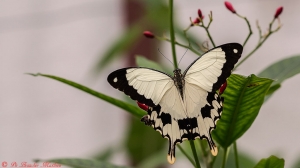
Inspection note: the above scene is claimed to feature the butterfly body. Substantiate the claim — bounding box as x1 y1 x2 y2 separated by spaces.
107 43 243 164
172 69 185 99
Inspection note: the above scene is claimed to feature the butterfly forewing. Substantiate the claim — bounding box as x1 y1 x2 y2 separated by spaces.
107 67 173 107
184 43 242 92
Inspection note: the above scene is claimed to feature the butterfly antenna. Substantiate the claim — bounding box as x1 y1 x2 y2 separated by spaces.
158 48 173 65
178 48 188 65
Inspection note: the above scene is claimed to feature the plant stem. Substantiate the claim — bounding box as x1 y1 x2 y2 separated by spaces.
169 0 178 69
236 13 252 47
204 28 215 48
205 12 215 47
189 140 201 168
234 18 281 69
210 153 217 168
199 140 211 168
221 147 228 168
162 38 202 56
199 140 208 157
233 142 239 168
178 145 196 167
200 11 215 47
235 32 268 69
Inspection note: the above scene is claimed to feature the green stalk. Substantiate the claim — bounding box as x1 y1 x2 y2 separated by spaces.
221 147 228 168
199 140 208 157
189 140 201 168
233 142 239 168
169 0 178 69
236 13 253 47
204 12 215 47
160 37 201 56
178 145 196 167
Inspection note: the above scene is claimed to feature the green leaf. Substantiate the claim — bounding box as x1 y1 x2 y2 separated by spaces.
137 148 169 168
135 55 172 74
213 146 257 168
213 74 273 148
254 155 284 168
266 83 281 96
91 24 142 73
28 73 145 118
93 146 116 161
291 156 300 168
125 117 166 166
34 158 131 168
136 56 165 71
258 55 300 98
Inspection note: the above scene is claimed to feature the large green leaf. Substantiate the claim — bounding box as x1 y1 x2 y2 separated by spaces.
34 158 131 168
253 155 284 168
258 55 300 98
28 73 145 118
213 74 273 148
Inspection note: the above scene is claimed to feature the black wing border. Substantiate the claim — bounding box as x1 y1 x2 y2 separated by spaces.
183 43 243 92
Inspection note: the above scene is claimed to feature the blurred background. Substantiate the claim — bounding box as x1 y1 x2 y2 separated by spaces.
1 0 299 167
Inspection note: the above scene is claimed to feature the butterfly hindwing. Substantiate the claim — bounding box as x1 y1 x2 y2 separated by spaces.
142 92 223 163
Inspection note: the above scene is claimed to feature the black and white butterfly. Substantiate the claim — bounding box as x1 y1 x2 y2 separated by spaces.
107 43 243 164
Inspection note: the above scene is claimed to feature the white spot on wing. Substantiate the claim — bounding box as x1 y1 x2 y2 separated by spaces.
113 77 117 82
233 49 238 53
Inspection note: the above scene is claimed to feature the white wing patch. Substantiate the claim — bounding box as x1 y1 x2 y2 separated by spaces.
125 68 173 105
184 83 209 117
185 48 226 92
159 85 186 119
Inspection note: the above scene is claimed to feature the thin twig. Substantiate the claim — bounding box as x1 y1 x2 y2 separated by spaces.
198 11 215 47
236 13 253 47
162 37 202 55
234 18 282 69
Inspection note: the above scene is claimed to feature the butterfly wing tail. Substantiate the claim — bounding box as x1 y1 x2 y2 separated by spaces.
167 143 176 164
207 137 218 156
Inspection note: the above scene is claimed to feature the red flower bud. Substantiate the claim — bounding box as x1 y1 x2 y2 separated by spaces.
274 6 283 18
219 81 227 95
224 1 236 13
198 9 203 19
143 31 154 38
137 101 148 111
193 18 200 24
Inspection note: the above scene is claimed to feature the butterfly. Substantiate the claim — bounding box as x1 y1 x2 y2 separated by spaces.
107 43 243 164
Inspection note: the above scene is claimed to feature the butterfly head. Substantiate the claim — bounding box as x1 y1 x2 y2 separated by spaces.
173 69 182 77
